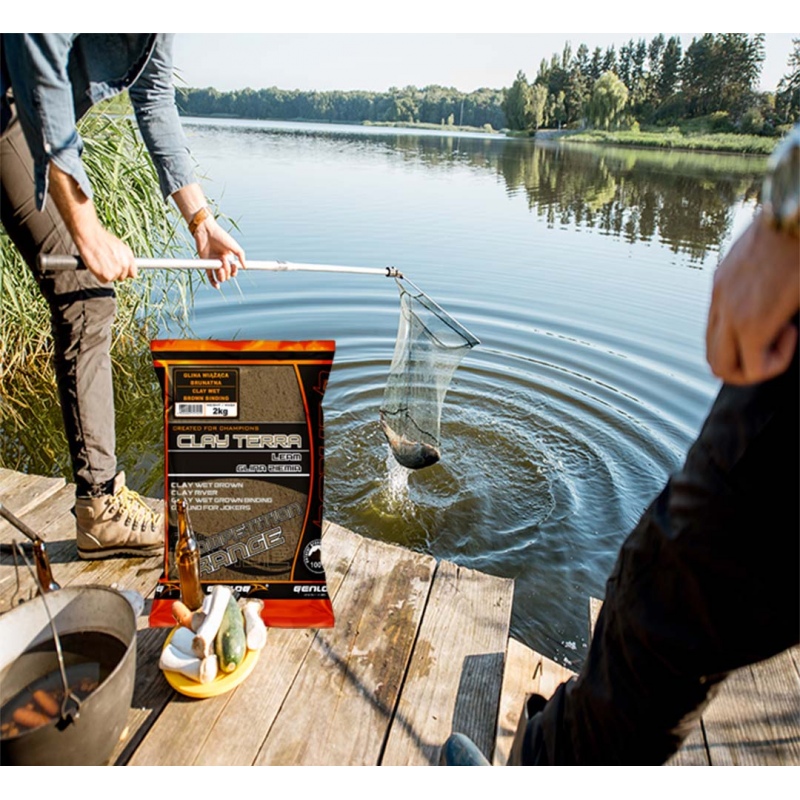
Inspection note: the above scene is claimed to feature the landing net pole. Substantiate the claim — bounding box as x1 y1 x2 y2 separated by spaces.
38 254 403 279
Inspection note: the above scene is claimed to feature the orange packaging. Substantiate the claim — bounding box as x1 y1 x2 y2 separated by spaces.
148 340 335 629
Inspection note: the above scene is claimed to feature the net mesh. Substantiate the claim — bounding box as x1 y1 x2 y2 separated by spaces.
380 278 479 470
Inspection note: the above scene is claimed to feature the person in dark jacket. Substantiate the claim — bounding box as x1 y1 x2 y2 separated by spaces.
442 124 800 766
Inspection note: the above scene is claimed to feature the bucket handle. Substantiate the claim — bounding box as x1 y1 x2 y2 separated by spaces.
9 542 82 725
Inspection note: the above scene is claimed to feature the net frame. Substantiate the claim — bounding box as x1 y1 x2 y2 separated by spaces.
380 277 479 469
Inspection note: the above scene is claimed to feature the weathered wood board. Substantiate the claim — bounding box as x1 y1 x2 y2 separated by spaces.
0 470 796 767
493 637 576 765
381 561 514 766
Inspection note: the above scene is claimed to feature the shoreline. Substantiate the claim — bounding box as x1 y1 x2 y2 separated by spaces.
178 112 780 155
533 128 778 156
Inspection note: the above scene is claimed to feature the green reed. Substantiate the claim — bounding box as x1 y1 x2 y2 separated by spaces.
565 128 777 155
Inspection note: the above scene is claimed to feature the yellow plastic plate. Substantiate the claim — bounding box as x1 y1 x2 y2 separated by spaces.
161 626 260 698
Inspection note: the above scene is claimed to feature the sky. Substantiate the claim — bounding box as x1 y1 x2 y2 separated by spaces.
172 32 797 95
4 5 797 94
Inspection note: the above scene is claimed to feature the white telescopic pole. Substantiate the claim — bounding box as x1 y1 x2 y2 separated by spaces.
38 254 402 278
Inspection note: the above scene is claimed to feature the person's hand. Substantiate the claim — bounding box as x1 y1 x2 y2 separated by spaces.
74 223 137 283
192 215 247 289
706 213 799 385
47 161 137 283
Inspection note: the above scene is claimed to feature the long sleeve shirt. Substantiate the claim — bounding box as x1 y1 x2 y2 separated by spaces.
0 33 195 210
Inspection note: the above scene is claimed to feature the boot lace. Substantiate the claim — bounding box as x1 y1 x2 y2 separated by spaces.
108 485 162 532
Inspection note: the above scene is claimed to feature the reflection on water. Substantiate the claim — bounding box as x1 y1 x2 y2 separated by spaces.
185 118 763 263
8 118 766 667
496 141 763 262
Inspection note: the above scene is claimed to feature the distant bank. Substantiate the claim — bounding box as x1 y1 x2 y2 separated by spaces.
178 110 778 156
555 128 777 156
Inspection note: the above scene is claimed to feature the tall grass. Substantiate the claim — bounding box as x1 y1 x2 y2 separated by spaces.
1 96 201 490
564 128 777 155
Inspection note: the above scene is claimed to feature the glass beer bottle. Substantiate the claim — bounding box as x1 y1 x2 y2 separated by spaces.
175 498 204 611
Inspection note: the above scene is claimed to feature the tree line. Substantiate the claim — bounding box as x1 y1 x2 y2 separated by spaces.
176 35 799 135
176 84 506 130
504 34 799 134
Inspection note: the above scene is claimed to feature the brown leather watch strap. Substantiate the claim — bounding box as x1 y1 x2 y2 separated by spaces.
188 206 211 235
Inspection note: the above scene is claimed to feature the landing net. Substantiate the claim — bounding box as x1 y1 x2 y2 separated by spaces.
380 278 479 470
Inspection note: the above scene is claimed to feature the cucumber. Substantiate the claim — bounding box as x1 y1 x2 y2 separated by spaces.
215 597 247 673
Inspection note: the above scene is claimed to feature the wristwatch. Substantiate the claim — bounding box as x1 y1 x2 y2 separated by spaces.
762 126 800 237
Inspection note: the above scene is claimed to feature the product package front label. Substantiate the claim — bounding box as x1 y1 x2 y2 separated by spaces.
148 339 335 629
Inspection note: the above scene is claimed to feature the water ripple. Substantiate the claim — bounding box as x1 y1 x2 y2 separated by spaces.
161 122 728 666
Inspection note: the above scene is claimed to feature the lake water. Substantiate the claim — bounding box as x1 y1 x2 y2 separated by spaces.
167 118 764 666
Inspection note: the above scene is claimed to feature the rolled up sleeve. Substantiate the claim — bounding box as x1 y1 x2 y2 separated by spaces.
128 34 196 200
3 33 93 210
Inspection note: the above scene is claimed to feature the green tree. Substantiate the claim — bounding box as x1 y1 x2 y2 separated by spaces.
575 43 591 80
603 46 618 75
565 58 590 125
550 90 567 129
630 39 648 109
646 34 666 101
681 34 764 118
503 70 534 130
656 36 682 105
618 40 633 88
681 34 717 115
776 37 800 123
590 47 603 81
586 71 629 129
530 84 548 130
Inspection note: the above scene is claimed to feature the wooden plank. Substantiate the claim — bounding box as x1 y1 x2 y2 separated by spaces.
0 471 66 529
0 484 164 610
111 623 175 765
666 722 709 766
703 653 800 767
188 523 364 766
493 637 576 765
703 665 780 765
0 514 156 612
589 596 602 638
0 468 21 492
0 508 82 610
0 483 75 545
126 521 367 766
702 648 800 766
381 560 513 766
250 535 437 766
748 648 800 764
0 469 32 498
0 484 77 599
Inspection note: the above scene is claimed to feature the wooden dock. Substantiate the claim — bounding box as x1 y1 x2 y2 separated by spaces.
1 467 798 766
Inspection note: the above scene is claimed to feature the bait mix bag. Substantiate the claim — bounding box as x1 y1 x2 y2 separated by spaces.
148 340 335 629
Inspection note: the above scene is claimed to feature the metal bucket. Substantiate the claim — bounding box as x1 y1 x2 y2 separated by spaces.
0 585 137 766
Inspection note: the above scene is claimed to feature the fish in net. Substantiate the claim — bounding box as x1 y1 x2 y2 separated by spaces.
380 278 479 470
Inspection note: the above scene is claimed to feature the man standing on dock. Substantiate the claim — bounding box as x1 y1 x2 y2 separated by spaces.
443 124 800 765
1 34 246 559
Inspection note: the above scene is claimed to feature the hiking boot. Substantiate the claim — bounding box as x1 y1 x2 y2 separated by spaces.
75 471 164 559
